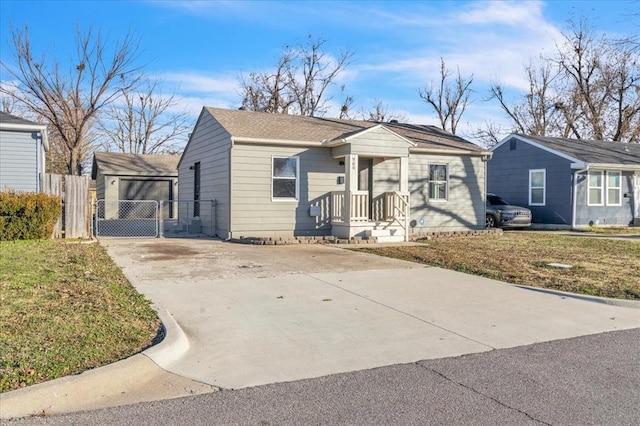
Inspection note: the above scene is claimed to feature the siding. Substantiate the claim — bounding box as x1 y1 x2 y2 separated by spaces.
231 143 343 238
409 154 486 231
488 137 574 224
575 170 635 225
331 127 411 158
178 111 231 237
0 129 43 192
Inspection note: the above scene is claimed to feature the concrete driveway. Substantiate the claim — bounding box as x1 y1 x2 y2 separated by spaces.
101 238 640 390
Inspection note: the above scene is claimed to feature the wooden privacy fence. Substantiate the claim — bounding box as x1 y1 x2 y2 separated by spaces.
41 174 91 239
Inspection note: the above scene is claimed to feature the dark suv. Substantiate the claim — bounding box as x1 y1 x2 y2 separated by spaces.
486 194 532 229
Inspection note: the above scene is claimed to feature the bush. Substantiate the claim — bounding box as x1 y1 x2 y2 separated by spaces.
0 191 61 240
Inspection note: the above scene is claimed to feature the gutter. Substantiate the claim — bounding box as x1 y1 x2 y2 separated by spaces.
410 147 492 157
231 136 323 147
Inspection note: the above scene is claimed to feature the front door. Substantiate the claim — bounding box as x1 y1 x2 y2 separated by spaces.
358 158 373 219
635 174 640 220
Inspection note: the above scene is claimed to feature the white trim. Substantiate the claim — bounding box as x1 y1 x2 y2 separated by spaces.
587 171 604 206
606 171 622 206
427 162 449 202
234 136 323 147
528 169 546 206
271 155 299 202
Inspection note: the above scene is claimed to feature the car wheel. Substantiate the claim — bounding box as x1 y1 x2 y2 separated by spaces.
486 215 497 228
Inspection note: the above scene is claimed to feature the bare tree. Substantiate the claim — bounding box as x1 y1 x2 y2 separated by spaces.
99 78 191 154
490 20 640 143
0 25 141 174
419 58 473 134
239 35 354 117
362 99 408 123
489 61 563 137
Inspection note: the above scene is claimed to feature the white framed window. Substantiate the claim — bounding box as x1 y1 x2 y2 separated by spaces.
428 163 448 201
272 156 299 201
606 171 621 206
529 169 546 206
588 171 604 206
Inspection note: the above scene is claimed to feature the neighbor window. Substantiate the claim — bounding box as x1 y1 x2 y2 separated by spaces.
588 171 603 206
607 171 621 205
428 164 448 201
272 156 299 200
529 169 546 206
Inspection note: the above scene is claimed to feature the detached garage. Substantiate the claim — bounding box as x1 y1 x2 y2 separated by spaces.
91 152 180 219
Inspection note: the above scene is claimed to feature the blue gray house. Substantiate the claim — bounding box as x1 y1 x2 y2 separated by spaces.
0 111 49 192
488 134 640 228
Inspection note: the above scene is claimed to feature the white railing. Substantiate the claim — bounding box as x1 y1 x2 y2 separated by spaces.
331 191 369 223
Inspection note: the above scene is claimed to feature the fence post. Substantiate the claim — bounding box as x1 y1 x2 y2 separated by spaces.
159 200 164 238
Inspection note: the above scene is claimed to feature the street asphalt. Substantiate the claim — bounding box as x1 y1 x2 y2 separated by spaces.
1 238 639 421
6 328 640 425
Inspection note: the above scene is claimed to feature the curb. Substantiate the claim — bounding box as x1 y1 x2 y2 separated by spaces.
515 285 640 309
143 307 190 367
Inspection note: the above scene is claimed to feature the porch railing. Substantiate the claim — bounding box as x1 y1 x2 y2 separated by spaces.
331 191 369 223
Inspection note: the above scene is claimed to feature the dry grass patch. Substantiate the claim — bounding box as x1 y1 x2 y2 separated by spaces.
357 232 640 300
0 240 160 393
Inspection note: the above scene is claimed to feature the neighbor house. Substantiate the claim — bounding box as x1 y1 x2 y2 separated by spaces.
0 111 49 192
488 134 640 228
177 107 492 241
91 152 180 219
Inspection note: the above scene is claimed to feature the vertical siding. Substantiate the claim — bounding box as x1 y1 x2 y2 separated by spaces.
575 170 635 225
231 144 343 238
409 153 485 232
178 111 231 237
488 137 574 224
0 129 42 192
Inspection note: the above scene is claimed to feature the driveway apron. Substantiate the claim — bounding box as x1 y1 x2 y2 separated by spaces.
101 239 640 390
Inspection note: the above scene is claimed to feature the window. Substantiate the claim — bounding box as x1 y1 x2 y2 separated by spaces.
588 171 603 206
529 169 546 206
428 164 448 201
272 156 298 200
607 171 621 205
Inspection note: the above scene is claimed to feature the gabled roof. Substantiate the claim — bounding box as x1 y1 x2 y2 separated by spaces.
0 111 40 126
205 107 487 154
495 134 640 167
91 152 180 179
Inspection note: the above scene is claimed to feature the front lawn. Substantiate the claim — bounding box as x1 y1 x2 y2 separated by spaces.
356 232 640 300
0 240 160 393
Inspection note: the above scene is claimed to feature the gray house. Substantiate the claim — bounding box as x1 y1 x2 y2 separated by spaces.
91 152 180 219
0 111 49 192
178 107 491 241
488 134 640 228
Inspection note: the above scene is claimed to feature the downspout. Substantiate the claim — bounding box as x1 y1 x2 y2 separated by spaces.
227 142 233 240
572 166 589 230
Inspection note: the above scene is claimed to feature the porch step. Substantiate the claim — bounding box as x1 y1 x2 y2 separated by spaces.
365 229 405 243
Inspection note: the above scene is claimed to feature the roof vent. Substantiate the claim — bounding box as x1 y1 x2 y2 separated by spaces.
238 106 247 111
389 119 398 123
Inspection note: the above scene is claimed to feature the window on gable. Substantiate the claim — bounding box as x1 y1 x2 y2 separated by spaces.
529 169 546 206
607 171 621 205
588 171 603 206
272 156 299 200
428 164 448 201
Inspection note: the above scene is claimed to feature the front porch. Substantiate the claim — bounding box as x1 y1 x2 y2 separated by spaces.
330 190 410 242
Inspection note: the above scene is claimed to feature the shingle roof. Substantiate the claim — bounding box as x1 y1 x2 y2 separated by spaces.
520 134 640 165
205 107 487 153
91 152 180 179
0 111 43 127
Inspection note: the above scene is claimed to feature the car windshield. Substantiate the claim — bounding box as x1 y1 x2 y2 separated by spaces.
487 195 511 206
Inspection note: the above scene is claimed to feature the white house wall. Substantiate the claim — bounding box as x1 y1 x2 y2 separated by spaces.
178 112 231 237
408 153 486 232
231 143 343 238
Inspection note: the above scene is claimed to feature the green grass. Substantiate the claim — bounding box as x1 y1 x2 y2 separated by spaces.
355 232 640 300
0 240 160 393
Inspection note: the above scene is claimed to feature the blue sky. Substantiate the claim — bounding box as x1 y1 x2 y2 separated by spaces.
1 0 638 143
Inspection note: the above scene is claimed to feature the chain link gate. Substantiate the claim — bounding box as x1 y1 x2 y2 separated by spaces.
94 199 216 238
95 200 159 238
